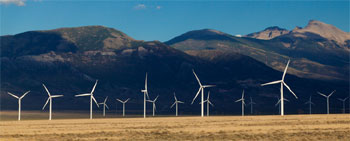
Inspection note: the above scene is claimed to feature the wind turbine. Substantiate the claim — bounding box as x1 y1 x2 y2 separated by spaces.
7 91 30 121
235 90 245 116
247 97 256 115
200 91 214 116
75 80 100 119
191 69 215 117
304 96 314 114
116 98 130 117
318 90 336 114
98 96 109 117
261 60 298 116
42 84 63 120
170 92 184 116
337 97 348 114
146 95 159 117
141 73 150 118
275 97 289 115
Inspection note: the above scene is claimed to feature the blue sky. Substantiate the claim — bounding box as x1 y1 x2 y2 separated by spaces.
1 0 349 41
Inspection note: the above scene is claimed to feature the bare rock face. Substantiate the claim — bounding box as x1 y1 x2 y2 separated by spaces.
245 26 290 40
291 20 350 46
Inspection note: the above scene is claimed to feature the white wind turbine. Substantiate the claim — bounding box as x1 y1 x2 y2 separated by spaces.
116 98 130 117
146 95 159 117
275 97 289 115
170 92 184 116
247 97 256 115
7 91 30 121
42 84 63 120
75 80 100 119
318 90 336 114
261 60 298 116
191 69 215 117
141 73 150 118
98 96 109 117
199 91 214 116
235 90 245 116
337 97 348 114
304 96 314 115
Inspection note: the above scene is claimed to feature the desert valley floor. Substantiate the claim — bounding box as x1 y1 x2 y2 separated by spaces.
0 112 349 140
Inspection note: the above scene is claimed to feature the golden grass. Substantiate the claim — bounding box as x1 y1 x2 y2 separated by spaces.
0 112 349 140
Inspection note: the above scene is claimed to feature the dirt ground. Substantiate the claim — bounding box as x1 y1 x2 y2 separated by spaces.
0 111 349 140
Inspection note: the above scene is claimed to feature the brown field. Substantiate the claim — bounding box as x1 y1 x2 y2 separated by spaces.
0 111 349 140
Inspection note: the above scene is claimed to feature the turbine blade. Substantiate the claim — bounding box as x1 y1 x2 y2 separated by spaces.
318 92 327 98
178 101 184 104
242 90 245 98
203 85 215 88
42 98 50 110
275 99 281 106
145 73 148 91
328 90 336 97
92 96 99 108
75 93 91 97
104 96 108 103
116 99 123 103
174 92 177 101
283 98 289 102
146 100 153 103
91 80 98 94
42 84 51 96
282 60 290 81
170 102 176 108
191 87 202 104
7 92 19 99
20 91 30 99
105 104 109 109
207 91 210 100
283 82 298 99
154 95 159 102
125 98 130 103
261 80 281 86
51 95 63 98
192 69 202 86
146 91 150 100
235 99 242 103
208 101 214 107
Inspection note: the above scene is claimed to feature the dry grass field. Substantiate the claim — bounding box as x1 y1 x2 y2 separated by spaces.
0 111 349 140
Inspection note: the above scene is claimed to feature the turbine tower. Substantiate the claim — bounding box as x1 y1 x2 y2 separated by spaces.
141 73 150 118
275 97 289 115
146 95 159 117
337 97 348 114
7 91 30 121
170 92 184 116
261 60 298 116
304 96 314 114
42 84 63 120
318 90 336 114
235 90 245 116
191 69 215 117
116 98 130 117
75 80 100 119
247 97 256 115
98 96 109 117
200 91 214 116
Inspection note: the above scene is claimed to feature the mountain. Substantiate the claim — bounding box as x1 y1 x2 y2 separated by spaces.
1 26 349 115
245 26 290 40
291 20 350 47
166 20 350 81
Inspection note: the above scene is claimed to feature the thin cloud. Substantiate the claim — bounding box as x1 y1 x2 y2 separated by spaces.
134 4 146 10
156 5 161 10
0 0 26 6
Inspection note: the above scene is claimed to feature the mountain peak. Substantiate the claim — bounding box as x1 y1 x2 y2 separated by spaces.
291 20 350 45
165 29 232 45
245 26 290 40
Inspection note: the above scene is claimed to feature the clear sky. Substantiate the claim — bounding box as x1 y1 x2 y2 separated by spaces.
1 0 349 41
